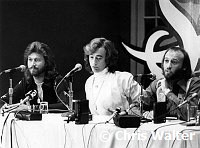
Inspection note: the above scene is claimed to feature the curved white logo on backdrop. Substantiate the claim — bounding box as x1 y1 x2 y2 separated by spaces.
123 0 200 79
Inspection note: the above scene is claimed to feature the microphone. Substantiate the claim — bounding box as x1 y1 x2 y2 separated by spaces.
119 104 135 115
2 90 37 113
105 107 121 123
1 65 26 74
177 93 198 108
0 94 7 100
113 105 141 128
54 63 82 111
192 70 200 77
64 63 82 78
20 90 37 104
70 63 82 75
0 94 7 104
134 73 156 80
151 92 199 123
0 86 35 104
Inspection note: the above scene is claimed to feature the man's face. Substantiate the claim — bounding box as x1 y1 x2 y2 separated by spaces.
27 52 46 77
163 49 184 80
89 47 107 73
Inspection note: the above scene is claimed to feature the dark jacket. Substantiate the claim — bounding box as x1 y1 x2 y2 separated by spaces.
2 74 69 111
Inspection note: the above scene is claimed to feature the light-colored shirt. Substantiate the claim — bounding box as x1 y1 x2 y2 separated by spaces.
35 82 44 103
85 68 141 115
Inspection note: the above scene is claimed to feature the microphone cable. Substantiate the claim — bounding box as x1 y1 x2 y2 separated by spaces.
81 124 87 148
170 128 200 148
129 109 142 117
124 127 140 148
146 92 199 123
1 90 37 114
1 105 19 114
54 77 70 111
63 123 71 148
145 120 187 148
0 112 12 145
125 97 196 148
10 118 15 148
48 108 70 113
86 122 105 148
150 98 196 123
10 118 30 148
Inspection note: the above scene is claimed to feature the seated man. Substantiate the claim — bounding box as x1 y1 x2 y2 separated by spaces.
0 41 69 113
83 37 141 115
142 46 200 121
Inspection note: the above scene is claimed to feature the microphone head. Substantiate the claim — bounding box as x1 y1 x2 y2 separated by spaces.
2 65 26 74
18 65 26 72
116 107 121 113
189 92 198 100
129 104 135 109
150 73 156 80
74 63 82 72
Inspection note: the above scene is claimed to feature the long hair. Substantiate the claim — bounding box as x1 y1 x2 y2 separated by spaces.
161 46 192 81
24 41 58 82
83 37 118 73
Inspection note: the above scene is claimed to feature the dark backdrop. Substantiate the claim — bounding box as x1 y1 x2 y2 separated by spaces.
0 0 130 103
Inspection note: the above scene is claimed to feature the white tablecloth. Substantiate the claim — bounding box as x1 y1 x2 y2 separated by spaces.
0 114 200 148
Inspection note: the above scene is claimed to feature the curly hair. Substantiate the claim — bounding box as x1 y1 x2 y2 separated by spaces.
161 46 192 81
83 37 118 73
24 41 58 82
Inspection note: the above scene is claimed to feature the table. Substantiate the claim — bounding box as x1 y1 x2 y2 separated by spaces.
0 113 66 148
0 113 200 148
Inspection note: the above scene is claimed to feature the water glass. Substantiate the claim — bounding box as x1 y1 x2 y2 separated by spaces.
189 105 198 120
40 102 48 114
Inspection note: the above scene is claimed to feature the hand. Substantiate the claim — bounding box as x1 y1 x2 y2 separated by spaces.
0 103 8 114
157 78 167 89
12 104 30 112
157 78 171 95
143 111 153 119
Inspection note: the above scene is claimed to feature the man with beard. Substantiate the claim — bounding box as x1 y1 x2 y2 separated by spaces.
0 41 69 112
142 46 200 121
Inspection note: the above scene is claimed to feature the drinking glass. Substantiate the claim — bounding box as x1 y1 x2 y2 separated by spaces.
40 102 48 114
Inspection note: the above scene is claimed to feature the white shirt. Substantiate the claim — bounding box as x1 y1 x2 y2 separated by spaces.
35 82 44 103
85 68 141 115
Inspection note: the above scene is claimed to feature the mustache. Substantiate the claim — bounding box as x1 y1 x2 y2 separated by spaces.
28 66 39 71
29 66 38 69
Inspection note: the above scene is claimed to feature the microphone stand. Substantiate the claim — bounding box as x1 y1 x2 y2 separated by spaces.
139 74 156 116
2 90 37 114
139 81 144 116
186 103 190 122
0 70 13 116
8 72 14 105
138 75 154 117
68 75 74 110
0 69 15 105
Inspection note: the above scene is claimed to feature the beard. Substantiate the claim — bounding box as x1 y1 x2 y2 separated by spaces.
29 66 46 77
163 68 185 81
